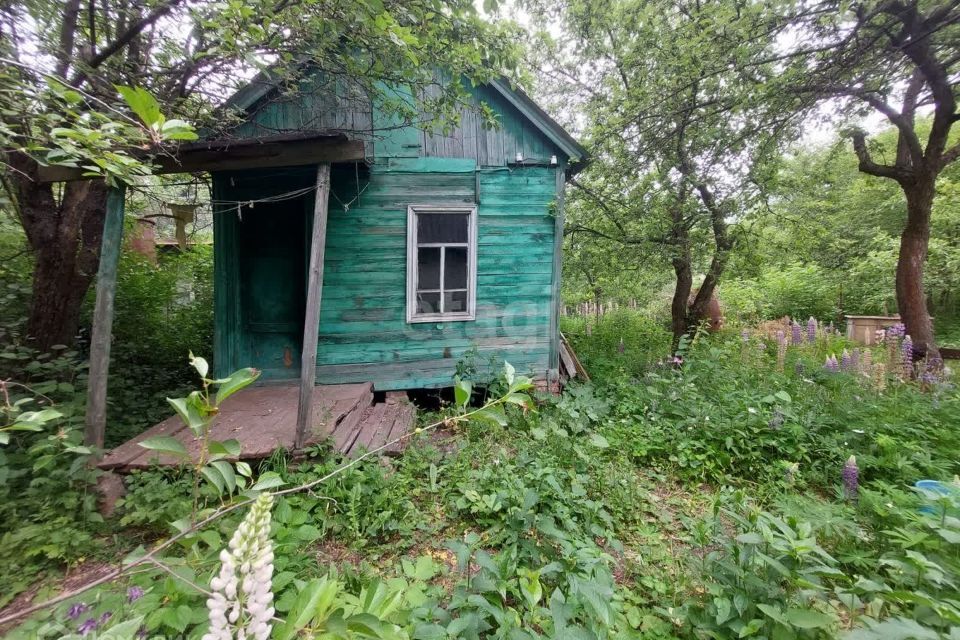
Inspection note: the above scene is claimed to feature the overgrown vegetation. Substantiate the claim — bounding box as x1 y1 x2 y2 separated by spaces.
2 304 958 638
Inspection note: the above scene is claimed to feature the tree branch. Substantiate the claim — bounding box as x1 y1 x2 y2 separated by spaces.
850 129 912 182
56 0 82 78
68 0 185 87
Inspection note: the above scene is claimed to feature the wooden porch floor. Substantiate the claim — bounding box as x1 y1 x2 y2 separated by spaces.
99 383 416 472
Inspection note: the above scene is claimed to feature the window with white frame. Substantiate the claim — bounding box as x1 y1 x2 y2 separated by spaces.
406 205 477 322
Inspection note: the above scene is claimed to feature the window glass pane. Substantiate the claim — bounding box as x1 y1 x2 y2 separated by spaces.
444 247 468 289
417 247 441 290
444 290 468 313
418 213 468 243
417 291 441 315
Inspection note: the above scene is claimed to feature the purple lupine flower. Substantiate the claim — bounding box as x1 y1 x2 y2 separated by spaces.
136 626 149 640
887 322 906 339
842 455 859 501
875 328 886 344
791 321 802 345
807 317 818 342
851 348 861 372
78 618 99 635
127 586 145 603
98 612 112 625
67 603 89 620
840 349 852 371
902 334 914 373
617 338 625 354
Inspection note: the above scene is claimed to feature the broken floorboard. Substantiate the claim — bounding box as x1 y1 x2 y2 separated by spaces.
99 382 417 471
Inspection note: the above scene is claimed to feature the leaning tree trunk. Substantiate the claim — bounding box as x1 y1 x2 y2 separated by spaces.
11 153 109 351
897 179 938 360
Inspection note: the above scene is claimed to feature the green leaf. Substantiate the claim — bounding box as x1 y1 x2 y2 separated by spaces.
757 604 788 626
116 85 163 127
736 532 763 544
167 395 208 433
161 119 198 141
503 392 532 409
208 439 241 459
502 361 516 385
215 367 261 406
774 390 792 403
471 406 507 427
454 377 472 409
251 471 285 491
784 608 833 629
189 351 209 379
0 432 8 445
589 432 610 448
201 465 225 494
275 578 341 640
138 436 188 458
211 460 237 493
99 616 146 639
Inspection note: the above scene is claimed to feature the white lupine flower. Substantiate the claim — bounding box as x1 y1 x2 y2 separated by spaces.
202 493 275 640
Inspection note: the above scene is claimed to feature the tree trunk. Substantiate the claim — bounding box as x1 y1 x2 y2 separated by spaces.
669 201 693 351
897 179 938 359
11 153 109 351
671 254 693 350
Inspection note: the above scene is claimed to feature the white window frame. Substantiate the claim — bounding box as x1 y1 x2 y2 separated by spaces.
406 204 478 323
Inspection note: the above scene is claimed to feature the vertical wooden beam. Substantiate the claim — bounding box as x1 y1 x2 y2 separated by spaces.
85 184 126 450
547 165 566 384
295 163 331 449
213 174 241 377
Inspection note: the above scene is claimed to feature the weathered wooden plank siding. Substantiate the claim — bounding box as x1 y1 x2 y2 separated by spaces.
227 75 559 169
314 165 558 389
213 73 572 389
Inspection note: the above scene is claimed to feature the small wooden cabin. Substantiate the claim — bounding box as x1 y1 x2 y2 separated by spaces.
210 73 587 391
47 70 586 461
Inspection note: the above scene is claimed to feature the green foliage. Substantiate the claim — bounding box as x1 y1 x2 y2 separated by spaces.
105 247 215 445
4 311 959 640
0 382 101 606
561 309 672 381
684 492 843 639
721 263 840 323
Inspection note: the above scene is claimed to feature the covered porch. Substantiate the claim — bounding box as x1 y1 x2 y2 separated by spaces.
42 133 374 455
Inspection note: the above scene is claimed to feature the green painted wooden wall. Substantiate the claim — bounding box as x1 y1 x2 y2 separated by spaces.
213 75 568 390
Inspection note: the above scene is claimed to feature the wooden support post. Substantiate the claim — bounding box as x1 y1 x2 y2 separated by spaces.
547 165 566 382
295 163 331 449
85 185 126 451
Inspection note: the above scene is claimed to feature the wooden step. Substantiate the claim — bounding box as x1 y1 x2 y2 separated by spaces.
345 395 416 458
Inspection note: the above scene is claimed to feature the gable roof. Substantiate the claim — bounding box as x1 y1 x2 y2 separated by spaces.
221 67 588 166
486 79 587 164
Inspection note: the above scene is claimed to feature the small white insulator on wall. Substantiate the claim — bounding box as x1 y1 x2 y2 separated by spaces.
515 152 523 162
550 155 558 165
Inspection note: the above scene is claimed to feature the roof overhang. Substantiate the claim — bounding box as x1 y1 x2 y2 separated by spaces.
487 79 589 172
35 132 366 183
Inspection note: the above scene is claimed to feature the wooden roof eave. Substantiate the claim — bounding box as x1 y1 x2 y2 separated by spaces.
35 132 366 183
